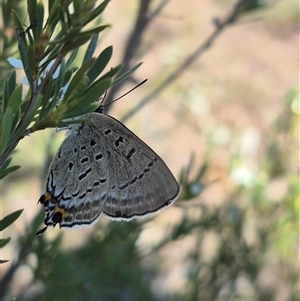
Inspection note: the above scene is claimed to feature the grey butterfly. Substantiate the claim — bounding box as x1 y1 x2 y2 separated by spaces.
37 107 180 234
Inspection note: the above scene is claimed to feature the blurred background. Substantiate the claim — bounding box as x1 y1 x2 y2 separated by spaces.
1 0 299 300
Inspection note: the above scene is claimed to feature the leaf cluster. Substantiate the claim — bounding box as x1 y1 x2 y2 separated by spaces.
0 0 142 176
0 209 23 263
0 0 142 264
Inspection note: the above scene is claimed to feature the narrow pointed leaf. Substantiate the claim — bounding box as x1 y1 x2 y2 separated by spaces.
0 107 14 155
0 209 24 231
112 62 143 86
0 165 21 180
0 238 11 248
87 46 112 82
61 103 100 120
99 65 122 82
83 34 99 63
7 84 22 114
63 59 95 101
83 0 110 26
77 78 111 103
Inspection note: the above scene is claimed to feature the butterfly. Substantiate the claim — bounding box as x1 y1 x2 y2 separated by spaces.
37 107 179 234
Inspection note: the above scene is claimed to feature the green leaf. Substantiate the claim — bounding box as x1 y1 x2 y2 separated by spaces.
0 209 24 231
7 71 17 98
61 103 100 120
77 78 111 104
83 0 110 26
99 65 122 82
61 35 93 54
27 0 37 25
241 0 269 12
38 77 55 121
62 69 73 87
0 107 14 155
58 117 91 126
0 85 22 154
7 84 22 115
112 62 143 86
0 165 21 180
53 59 66 101
83 34 99 63
19 42 33 88
10 94 42 143
63 58 95 101
3 71 17 114
12 10 25 32
52 26 82 45
0 237 11 248
64 79 111 114
46 0 61 32
66 49 79 69
12 11 34 88
81 25 110 37
87 46 113 82
33 2 45 43
31 119 59 131
10 109 21 135
26 44 36 76
1 158 12 169
73 0 83 20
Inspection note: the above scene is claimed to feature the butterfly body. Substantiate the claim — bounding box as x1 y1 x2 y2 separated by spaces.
38 112 179 232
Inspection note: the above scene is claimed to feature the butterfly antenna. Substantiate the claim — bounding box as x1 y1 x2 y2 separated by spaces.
102 79 148 109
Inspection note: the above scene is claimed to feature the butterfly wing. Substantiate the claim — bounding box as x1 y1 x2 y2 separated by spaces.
89 112 180 220
41 124 110 228
39 111 179 230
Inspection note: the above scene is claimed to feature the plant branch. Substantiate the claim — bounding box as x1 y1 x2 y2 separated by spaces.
0 53 64 167
103 0 155 111
120 0 252 123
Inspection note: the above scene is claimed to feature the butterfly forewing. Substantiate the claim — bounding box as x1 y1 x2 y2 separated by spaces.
89 113 179 220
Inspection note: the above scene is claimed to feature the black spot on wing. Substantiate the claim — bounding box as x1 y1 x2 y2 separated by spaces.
95 153 103 161
115 136 124 147
52 212 63 223
79 192 86 199
148 160 154 167
72 191 79 197
126 148 135 160
79 168 91 181
81 157 89 164
130 176 137 184
119 182 129 190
